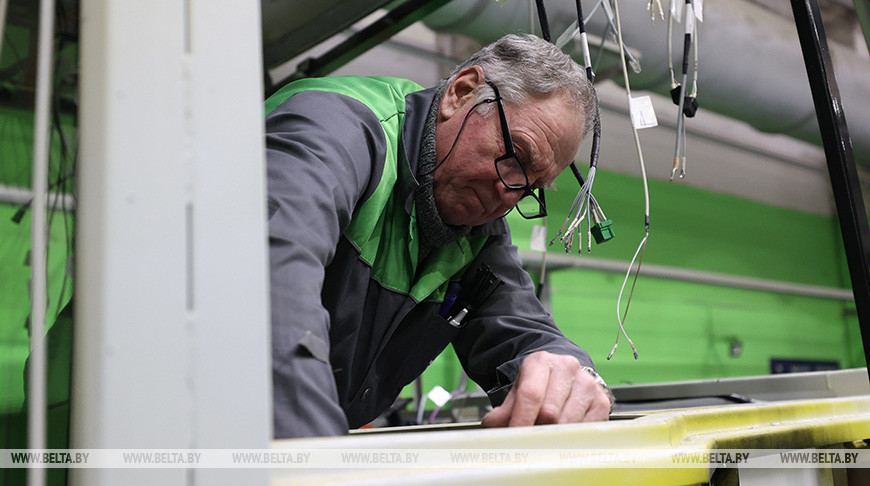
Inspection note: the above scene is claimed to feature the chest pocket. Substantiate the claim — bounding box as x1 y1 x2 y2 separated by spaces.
380 303 464 396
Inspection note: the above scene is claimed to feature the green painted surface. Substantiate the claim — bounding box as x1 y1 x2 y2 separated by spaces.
549 270 856 385
0 104 76 415
409 167 864 412
510 169 849 287
0 205 75 415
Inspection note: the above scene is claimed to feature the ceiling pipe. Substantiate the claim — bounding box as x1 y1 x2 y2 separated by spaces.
424 0 870 163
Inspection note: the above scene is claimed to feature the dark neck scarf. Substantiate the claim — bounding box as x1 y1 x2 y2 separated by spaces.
414 83 471 260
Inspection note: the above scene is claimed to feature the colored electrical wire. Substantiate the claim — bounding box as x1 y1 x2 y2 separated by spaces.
548 0 611 256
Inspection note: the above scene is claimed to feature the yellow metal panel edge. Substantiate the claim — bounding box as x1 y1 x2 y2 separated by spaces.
272 395 870 486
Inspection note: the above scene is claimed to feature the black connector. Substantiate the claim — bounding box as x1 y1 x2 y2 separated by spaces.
11 206 26 224
683 96 699 117
670 85 682 104
671 86 699 117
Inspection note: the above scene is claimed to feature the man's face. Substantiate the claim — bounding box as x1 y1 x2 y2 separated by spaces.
433 86 583 227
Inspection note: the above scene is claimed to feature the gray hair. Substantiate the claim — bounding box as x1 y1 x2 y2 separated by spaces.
445 33 598 136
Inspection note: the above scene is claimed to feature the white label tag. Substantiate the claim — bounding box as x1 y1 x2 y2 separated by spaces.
530 225 547 252
671 0 685 23
695 0 704 21
629 96 658 129
427 385 452 407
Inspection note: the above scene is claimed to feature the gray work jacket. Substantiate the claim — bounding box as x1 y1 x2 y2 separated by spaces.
265 76 595 438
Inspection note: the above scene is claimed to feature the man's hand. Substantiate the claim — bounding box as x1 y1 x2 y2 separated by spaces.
481 351 611 428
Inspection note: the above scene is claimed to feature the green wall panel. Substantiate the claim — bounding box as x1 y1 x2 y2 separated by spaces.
510 169 849 287
0 204 74 414
549 269 856 386
409 165 863 411
0 105 76 416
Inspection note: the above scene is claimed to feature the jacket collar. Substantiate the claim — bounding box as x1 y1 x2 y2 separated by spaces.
400 87 507 237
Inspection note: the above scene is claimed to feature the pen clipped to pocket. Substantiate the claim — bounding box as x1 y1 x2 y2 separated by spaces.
439 264 503 328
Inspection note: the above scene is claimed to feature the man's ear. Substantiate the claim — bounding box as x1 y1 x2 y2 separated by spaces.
439 66 485 121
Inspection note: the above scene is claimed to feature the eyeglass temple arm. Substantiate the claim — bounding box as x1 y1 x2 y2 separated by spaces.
485 81 517 156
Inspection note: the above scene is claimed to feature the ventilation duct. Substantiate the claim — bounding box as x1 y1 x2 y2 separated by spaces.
424 0 870 164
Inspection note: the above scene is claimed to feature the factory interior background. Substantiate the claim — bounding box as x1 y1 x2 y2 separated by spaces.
256 0 870 395
1 0 869 483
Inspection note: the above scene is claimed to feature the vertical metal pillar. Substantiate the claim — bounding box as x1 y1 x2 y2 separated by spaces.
28 0 56 485
790 0 870 377
72 0 271 484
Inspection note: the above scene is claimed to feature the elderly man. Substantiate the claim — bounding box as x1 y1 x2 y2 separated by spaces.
266 33 612 438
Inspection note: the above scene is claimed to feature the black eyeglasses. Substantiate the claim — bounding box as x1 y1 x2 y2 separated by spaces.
429 80 549 220
485 80 547 220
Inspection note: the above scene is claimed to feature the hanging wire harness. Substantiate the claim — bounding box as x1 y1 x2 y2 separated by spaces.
529 0 614 303
533 0 649 360
605 0 655 360
668 0 700 181
544 0 615 256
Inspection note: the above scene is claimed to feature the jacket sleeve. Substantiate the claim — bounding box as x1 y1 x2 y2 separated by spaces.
451 225 597 406
266 89 386 438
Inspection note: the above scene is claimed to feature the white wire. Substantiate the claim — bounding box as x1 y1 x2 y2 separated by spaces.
608 232 646 359
554 166 598 253
681 113 688 176
609 0 649 360
667 0 676 87
566 167 596 233
612 0 650 219
586 205 592 253
592 195 607 220
691 21 699 96
552 165 597 250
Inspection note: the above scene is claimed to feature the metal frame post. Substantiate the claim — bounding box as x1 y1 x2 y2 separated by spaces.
72 0 271 484
791 0 870 378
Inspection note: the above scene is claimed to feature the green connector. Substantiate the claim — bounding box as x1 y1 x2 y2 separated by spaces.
591 220 615 244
